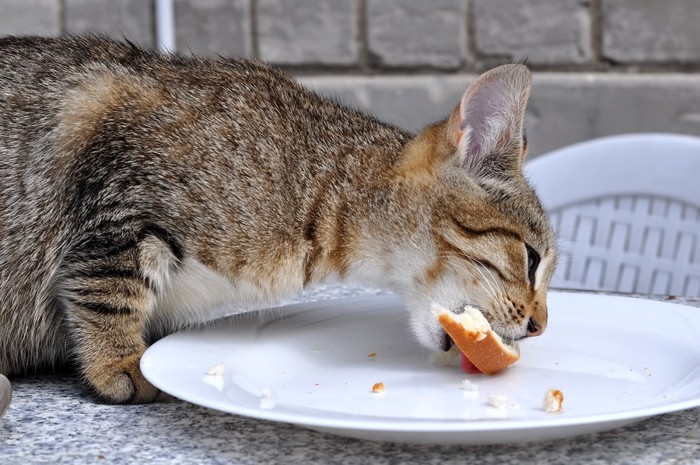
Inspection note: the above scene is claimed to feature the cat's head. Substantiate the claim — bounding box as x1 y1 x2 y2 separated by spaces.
382 64 558 350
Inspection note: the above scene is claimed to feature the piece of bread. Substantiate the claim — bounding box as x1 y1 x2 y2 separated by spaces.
432 303 520 374
543 389 564 413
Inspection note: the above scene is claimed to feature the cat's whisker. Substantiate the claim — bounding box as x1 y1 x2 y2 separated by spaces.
435 251 501 303
462 255 507 312
474 257 507 297
438 251 523 329
466 258 502 302
462 261 513 324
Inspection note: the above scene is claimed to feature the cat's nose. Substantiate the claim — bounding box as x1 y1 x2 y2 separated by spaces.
526 317 543 337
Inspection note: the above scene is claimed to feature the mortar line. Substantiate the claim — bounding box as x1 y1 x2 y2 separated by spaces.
248 0 259 58
465 0 477 73
357 0 369 73
591 0 604 64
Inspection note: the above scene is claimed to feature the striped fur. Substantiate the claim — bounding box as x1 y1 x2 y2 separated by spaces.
0 35 557 403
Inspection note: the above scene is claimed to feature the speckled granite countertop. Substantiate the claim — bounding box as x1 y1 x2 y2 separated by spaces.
1 286 699 465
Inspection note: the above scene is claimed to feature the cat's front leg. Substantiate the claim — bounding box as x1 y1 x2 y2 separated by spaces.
69 307 157 404
60 233 173 403
63 284 158 403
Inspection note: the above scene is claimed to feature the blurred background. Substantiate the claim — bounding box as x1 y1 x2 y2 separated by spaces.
2 0 700 159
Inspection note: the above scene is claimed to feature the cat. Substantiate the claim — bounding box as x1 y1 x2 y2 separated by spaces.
0 35 557 404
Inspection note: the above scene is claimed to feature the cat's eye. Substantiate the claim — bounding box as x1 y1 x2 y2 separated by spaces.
525 244 540 285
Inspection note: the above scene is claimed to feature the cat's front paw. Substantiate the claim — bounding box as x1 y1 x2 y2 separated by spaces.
84 353 159 404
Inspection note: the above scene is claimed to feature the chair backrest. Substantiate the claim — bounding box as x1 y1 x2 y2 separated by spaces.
523 133 700 297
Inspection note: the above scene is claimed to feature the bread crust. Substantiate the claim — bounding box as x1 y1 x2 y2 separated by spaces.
437 313 520 374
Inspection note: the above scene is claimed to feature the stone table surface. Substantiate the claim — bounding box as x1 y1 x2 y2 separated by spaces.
1 285 699 465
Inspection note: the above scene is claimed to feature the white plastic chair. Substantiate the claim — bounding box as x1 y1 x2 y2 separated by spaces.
523 133 700 297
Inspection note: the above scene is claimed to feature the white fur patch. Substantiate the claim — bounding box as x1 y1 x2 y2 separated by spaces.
138 236 176 292
534 254 552 292
148 259 262 332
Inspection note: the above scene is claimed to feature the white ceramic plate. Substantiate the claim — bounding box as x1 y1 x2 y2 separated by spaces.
141 292 700 445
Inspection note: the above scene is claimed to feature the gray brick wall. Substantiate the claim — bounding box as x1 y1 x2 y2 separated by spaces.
5 0 700 72
474 0 592 65
603 0 700 63
64 0 154 47
257 0 358 65
174 0 250 56
0 0 60 36
2 0 700 156
367 0 467 69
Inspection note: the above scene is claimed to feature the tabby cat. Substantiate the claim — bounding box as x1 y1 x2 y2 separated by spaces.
0 35 557 404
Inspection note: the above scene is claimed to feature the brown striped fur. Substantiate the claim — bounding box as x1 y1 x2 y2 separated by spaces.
0 35 557 403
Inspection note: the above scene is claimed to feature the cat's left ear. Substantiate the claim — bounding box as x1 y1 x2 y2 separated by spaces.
446 64 531 177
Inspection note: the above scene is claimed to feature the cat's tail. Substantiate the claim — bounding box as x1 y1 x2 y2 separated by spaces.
0 374 11 419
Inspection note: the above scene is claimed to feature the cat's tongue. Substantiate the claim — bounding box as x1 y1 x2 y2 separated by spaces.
460 352 483 374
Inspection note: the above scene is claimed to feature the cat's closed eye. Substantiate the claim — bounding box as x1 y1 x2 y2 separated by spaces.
526 244 540 286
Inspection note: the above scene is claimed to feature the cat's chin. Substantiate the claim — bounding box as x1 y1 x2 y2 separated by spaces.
402 296 467 351
406 305 448 352
405 299 526 354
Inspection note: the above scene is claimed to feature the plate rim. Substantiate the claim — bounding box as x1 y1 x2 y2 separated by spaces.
142 291 700 434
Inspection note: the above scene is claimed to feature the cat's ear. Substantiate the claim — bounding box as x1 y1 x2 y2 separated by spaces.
446 64 531 176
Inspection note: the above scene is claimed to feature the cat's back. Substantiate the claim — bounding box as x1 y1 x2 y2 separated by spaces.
0 35 289 112
0 35 158 97
0 34 405 165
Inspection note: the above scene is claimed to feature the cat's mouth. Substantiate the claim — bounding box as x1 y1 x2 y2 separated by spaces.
440 329 455 352
439 330 481 374
434 302 525 374
440 326 526 349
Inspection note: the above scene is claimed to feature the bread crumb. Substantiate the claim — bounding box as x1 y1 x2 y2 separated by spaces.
487 394 507 409
543 389 564 413
372 382 385 394
367 352 377 358
460 379 479 391
206 363 225 376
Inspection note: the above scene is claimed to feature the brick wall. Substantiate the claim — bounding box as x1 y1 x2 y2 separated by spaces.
2 0 700 156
